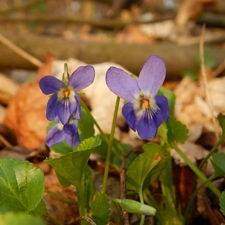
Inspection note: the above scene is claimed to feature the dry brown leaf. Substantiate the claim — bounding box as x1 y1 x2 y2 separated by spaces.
4 56 55 150
44 172 78 224
115 25 156 43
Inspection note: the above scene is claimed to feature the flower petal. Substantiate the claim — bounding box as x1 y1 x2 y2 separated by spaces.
46 124 66 147
152 109 164 127
122 102 136 131
65 134 80 148
106 66 139 102
136 114 157 139
46 93 57 121
39 76 63 95
69 65 95 90
64 120 78 135
64 120 80 147
138 55 166 95
155 95 169 122
56 96 77 124
74 94 81 120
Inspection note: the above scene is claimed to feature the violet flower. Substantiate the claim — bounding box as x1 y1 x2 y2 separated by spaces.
39 64 95 125
46 118 80 148
106 54 169 139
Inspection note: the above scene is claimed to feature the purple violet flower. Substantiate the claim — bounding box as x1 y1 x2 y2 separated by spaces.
39 65 95 125
106 54 169 139
46 118 80 148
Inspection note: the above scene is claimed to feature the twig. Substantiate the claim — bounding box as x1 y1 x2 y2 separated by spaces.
0 33 43 67
211 59 225 77
0 134 12 148
76 216 96 225
120 150 131 225
0 15 173 29
199 24 220 140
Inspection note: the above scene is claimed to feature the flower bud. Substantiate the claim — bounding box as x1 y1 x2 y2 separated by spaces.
113 198 156 216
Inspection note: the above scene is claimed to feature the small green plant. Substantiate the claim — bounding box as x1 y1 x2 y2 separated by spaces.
0 54 225 225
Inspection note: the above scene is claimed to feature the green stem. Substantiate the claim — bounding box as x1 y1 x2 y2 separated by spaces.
44 189 77 205
199 134 225 169
80 100 105 137
184 174 217 224
101 97 120 193
172 143 221 198
139 191 145 225
77 180 89 225
80 99 122 166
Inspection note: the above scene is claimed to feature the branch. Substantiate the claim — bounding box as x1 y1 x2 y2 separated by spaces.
0 0 45 15
0 31 224 79
0 15 172 29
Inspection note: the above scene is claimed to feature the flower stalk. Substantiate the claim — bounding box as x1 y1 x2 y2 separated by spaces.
102 96 120 193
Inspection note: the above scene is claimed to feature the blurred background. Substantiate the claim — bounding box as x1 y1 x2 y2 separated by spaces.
0 0 224 78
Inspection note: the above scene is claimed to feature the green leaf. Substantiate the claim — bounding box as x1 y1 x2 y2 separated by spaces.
77 135 102 151
218 113 225 136
91 192 110 225
94 135 128 170
126 143 166 194
158 87 176 115
211 152 225 177
31 200 46 217
0 212 46 225
220 191 225 216
45 136 101 188
157 122 168 145
46 150 92 188
0 158 45 213
50 140 73 155
78 106 95 141
167 116 188 144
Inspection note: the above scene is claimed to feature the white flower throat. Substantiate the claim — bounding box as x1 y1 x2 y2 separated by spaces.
57 87 76 102
133 91 158 117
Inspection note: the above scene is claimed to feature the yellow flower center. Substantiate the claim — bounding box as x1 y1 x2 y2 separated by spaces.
63 89 70 98
141 99 150 109
57 87 75 102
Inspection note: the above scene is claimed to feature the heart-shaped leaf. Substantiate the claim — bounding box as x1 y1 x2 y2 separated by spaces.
0 158 44 213
91 192 110 225
126 143 166 194
167 116 188 144
46 136 101 188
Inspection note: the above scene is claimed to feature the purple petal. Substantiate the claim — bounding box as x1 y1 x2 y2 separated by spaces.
69 65 95 90
46 93 57 121
64 120 79 135
106 66 139 102
64 120 80 147
46 124 66 147
39 76 63 95
56 97 77 125
155 95 169 122
122 102 136 131
138 55 166 95
74 94 81 120
65 134 80 148
152 109 164 127
136 114 157 139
